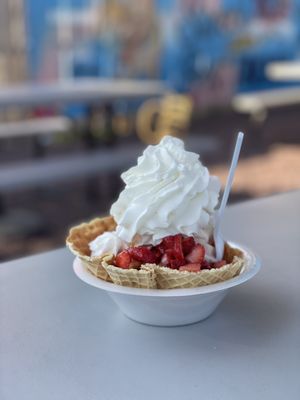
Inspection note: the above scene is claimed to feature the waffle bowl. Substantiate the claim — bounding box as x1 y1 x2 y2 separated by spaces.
67 216 245 289
66 216 116 282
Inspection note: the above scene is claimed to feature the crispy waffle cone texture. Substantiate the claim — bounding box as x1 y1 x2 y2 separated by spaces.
67 217 245 289
102 261 158 289
66 216 116 282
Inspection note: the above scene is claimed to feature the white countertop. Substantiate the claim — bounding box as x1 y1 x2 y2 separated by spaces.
1 191 300 400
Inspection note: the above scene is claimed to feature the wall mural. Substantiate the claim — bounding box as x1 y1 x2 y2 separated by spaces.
26 0 300 109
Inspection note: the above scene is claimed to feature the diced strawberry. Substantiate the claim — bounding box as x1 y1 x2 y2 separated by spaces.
201 260 211 270
169 260 183 269
129 259 141 269
212 260 227 269
179 263 201 272
160 253 169 266
160 235 175 250
185 244 205 264
152 247 163 263
173 234 184 260
156 243 165 255
156 235 189 269
182 236 196 255
127 246 157 263
167 249 185 269
115 251 131 269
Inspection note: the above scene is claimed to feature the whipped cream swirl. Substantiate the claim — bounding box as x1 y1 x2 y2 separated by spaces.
110 136 220 248
89 231 126 257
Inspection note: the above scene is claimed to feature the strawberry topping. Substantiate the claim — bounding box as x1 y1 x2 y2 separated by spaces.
164 249 184 269
160 235 175 250
179 263 201 272
113 234 212 272
115 251 131 269
185 244 205 264
173 234 184 259
127 246 158 263
201 260 211 270
128 259 142 269
160 253 169 266
212 260 227 269
182 236 196 255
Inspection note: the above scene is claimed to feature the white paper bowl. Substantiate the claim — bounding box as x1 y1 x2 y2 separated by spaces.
73 242 261 326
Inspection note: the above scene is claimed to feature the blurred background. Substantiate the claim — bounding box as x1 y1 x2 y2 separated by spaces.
0 0 299 261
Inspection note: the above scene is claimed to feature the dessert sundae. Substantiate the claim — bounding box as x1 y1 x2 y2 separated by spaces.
67 136 244 289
